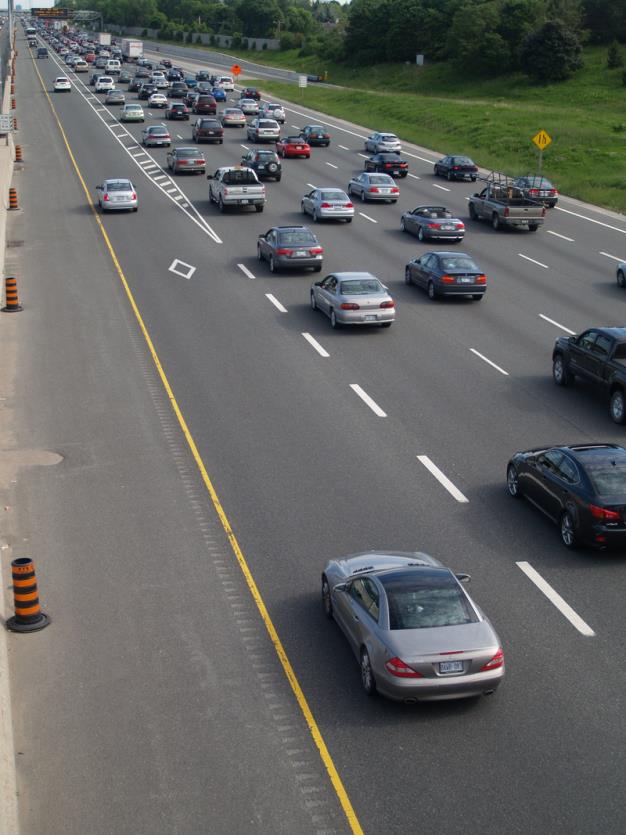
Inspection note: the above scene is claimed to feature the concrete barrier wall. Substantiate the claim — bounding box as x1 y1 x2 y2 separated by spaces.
0 37 15 284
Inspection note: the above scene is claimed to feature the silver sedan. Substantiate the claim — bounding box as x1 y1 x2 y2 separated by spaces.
310 272 395 328
95 179 138 212
348 172 400 203
301 188 354 223
239 97 259 115
322 552 505 702
364 132 401 154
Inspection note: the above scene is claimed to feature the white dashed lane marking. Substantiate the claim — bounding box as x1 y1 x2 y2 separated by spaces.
302 333 329 358
350 384 387 417
265 293 287 313
417 456 468 503
547 230 574 242
516 562 595 637
538 314 575 335
238 264 256 280
469 349 509 376
519 253 549 269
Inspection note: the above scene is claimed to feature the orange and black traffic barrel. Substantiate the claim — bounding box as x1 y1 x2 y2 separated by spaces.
6 558 49 632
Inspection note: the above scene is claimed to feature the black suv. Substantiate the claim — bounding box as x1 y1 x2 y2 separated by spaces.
241 149 282 182
240 87 261 101
170 81 188 98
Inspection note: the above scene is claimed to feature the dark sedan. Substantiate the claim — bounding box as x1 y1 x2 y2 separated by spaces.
169 81 188 99
137 83 158 100
192 117 223 144
166 146 206 175
301 124 331 147
434 155 478 182
364 153 409 178
401 206 465 242
257 226 323 273
166 103 189 120
405 251 486 300
128 77 143 92
511 175 559 208
507 443 626 549
240 86 261 100
193 94 216 115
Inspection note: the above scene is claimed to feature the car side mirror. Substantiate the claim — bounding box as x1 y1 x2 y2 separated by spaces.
333 582 347 593
455 573 471 584
314 281 323 287
95 185 102 190
206 174 213 180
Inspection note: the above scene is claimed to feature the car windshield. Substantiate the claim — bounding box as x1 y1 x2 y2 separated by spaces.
107 182 132 191
580 452 626 497
279 230 316 245
439 256 478 271
340 279 383 295
320 191 347 201
380 570 477 630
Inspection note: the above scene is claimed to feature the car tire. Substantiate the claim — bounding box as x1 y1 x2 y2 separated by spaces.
560 510 578 549
257 245 263 262
330 309 338 329
434 165 439 177
610 389 626 424
360 190 366 203
507 464 522 498
405 267 412 285
427 281 437 300
347 185 353 195
255 204 264 213
301 202 307 215
314 210 320 223
133 207 138 212
360 648 376 697
528 224 539 232
380 322 392 328
418 226 425 242
401 218 407 232
269 255 277 273
469 203 478 220
218 196 225 213
345 218 352 223
492 213 501 230
447 170 453 181
553 354 573 387
275 175 281 182
311 291 317 311
617 270 626 288
322 574 333 620
471 176 477 182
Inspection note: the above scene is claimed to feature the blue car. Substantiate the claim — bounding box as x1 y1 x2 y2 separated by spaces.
184 75 197 88
212 87 227 102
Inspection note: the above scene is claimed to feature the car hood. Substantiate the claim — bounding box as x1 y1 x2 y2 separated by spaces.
387 621 498 659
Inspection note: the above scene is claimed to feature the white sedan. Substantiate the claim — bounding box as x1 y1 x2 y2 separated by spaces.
148 92 168 109
53 76 71 92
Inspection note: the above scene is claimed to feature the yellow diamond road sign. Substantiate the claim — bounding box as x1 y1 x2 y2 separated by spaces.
532 130 552 151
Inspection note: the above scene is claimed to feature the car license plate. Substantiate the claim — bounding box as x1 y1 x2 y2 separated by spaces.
458 277 473 283
540 191 549 197
441 224 453 230
381 189 391 194
295 250 306 257
439 661 463 673
392 170 399 176
365 315 376 321
241 199 249 204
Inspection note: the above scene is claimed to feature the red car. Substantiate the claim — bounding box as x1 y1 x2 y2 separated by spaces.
276 136 311 159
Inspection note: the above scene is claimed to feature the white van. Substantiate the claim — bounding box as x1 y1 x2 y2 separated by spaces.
218 76 234 91
105 59 121 74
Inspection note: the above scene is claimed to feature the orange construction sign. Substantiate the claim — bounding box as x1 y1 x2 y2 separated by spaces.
231 64 242 77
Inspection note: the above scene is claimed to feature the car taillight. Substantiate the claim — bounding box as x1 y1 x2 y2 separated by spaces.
476 274 487 284
452 165 460 170
340 303 360 310
528 188 539 196
320 202 332 208
275 248 293 256
368 187 380 193
379 300 395 309
440 274 455 283
427 223 439 229
385 657 422 678
391 187 400 193
103 193 109 201
455 223 465 229
480 648 504 671
131 192 136 200
223 188 229 196
344 203 354 209
503 207 510 217
550 189 558 196
309 247 323 255
590 503 620 521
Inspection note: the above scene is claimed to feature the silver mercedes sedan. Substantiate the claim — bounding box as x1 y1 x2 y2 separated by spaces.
301 188 354 223
322 552 504 702
95 179 138 212
310 272 395 328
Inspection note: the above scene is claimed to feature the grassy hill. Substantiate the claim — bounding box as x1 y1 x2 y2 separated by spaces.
193 43 626 213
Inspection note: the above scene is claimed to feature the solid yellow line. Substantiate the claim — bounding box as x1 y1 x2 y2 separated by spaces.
30 55 364 835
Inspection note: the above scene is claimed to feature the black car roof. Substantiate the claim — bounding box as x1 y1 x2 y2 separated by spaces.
590 327 626 340
275 226 312 232
561 444 626 462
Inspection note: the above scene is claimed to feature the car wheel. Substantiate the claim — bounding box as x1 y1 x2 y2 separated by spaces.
257 245 263 262
469 203 477 220
380 322 392 328
347 184 353 195
418 226 425 242
405 267 412 285
321 575 333 619
471 176 477 182
311 291 317 310
360 648 376 697
345 218 352 223
427 281 437 300
360 190 367 203
560 511 578 549
434 165 439 177
255 204 264 213
330 309 338 329
617 270 626 288
314 210 320 223
553 354 573 387
218 196 225 213
610 389 626 424
400 218 406 232
507 464 522 498
528 224 539 232
447 169 453 181
269 255 277 273
275 175 281 182
492 213 500 230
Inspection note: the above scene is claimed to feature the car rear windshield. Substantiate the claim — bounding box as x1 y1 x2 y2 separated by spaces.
178 148 202 157
200 119 220 127
108 182 132 191
368 175 394 184
340 279 383 295
222 170 258 185
149 128 169 135
320 191 347 201
580 453 626 497
279 230 316 245
381 134 397 141
380 570 478 630
439 256 478 271
308 126 324 131
256 151 276 159
258 120 277 128
379 154 402 160
454 157 474 165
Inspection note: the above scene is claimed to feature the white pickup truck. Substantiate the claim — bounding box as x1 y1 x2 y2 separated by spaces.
207 167 266 213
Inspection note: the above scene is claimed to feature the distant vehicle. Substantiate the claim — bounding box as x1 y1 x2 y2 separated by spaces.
95 178 137 212
364 132 401 154
94 76 114 92
617 262 626 288
53 76 72 92
73 60 88 73
400 205 465 242
300 124 330 147
222 108 247 128
169 81 188 99
511 175 559 208
217 76 234 91
404 251 486 301
211 86 227 102
507 444 626 549
207 166 265 212
195 70 211 82
105 59 121 75
137 83 158 100
119 103 144 122
194 95 217 115
148 92 168 109
246 117 280 142
105 89 125 105
311 273 395 329
166 103 190 121
239 98 260 116
36 47 49 58
241 148 281 181
348 172 400 203
121 38 142 62
192 118 224 144
434 155 478 182
117 70 131 83
259 103 285 124
276 136 311 159
257 226 323 273
301 188 354 223
184 75 197 89
364 153 408 177
240 86 261 101
141 125 171 147
167 147 206 175
321 552 504 700
468 174 546 231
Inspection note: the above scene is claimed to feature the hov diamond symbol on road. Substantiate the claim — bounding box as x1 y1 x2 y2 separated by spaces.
169 259 196 280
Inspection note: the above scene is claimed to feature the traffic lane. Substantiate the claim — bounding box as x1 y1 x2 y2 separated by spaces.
15 47 351 835
40 55 624 832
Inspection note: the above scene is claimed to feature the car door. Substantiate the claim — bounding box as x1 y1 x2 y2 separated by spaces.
341 578 380 654
527 450 565 520
354 174 366 196
302 189 316 215
409 208 425 235
418 253 437 288
317 275 337 313
588 333 613 384
568 330 601 379
439 156 450 176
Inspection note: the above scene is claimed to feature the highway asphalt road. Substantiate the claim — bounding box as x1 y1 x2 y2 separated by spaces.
7 33 626 834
